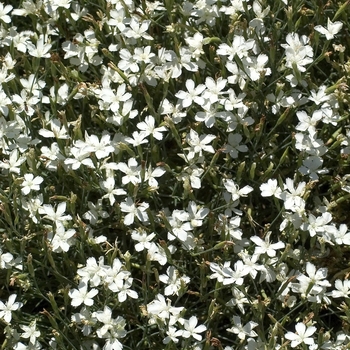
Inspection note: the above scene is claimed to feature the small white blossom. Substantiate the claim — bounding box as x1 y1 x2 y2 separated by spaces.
315 18 343 40
120 197 149 225
137 115 167 140
0 294 23 323
260 179 282 197
69 282 99 307
47 222 75 253
185 129 216 159
159 266 190 296
250 232 285 257
181 316 207 341
20 319 41 345
27 35 52 58
223 133 248 159
226 316 258 340
0 3 12 23
285 322 316 348
39 202 72 224
328 279 350 298
21 174 44 195
163 326 183 344
131 229 156 252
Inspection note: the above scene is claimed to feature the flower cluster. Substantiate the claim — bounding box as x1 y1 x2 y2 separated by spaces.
0 0 350 349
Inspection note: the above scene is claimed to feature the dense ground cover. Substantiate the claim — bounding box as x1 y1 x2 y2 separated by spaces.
1 0 350 349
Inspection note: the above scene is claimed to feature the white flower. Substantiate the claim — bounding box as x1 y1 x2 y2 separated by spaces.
21 174 44 195
21 195 43 224
223 133 248 159
185 129 216 160
167 209 191 242
333 224 350 245
185 32 204 59
118 48 139 72
0 3 13 23
159 266 190 296
116 277 138 302
86 133 115 159
315 18 343 40
83 199 109 225
39 119 69 139
224 179 253 201
178 165 204 189
301 212 334 238
226 287 249 314
120 197 149 225
40 142 65 171
93 305 114 337
309 85 330 105
181 316 207 341
0 249 14 269
285 322 316 348
226 316 258 340
187 201 209 228
107 8 126 31
209 260 249 286
147 294 184 321
99 84 132 112
194 100 222 128
328 279 350 298
77 256 106 287
104 258 130 292
0 294 23 323
321 332 350 349
103 331 125 350
163 326 183 344
123 18 153 40
145 165 166 189
175 79 205 108
133 46 155 64
281 33 313 72
48 222 75 253
296 110 323 134
202 77 227 104
131 230 156 252
64 147 95 170
304 262 330 287
291 262 331 300
12 89 40 116
20 319 41 344
239 253 261 279
147 242 167 265
124 131 149 147
259 179 282 197
0 89 11 116
0 149 26 174
117 158 141 185
137 115 167 140
39 202 72 224
69 282 99 307
27 35 52 58
281 178 306 210
250 232 285 257
243 54 271 81
298 155 327 180
217 35 254 60
100 177 126 206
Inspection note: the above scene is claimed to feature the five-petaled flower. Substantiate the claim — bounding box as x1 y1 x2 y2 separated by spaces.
0 294 23 323
285 322 316 348
69 282 99 307
315 18 343 40
21 173 44 195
